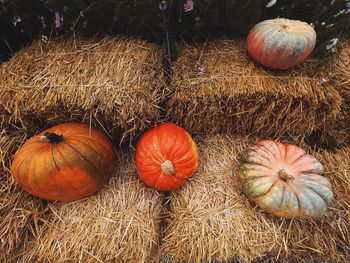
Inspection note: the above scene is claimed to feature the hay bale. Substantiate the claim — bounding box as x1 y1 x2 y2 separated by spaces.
165 40 342 138
161 135 349 262
333 39 350 105
0 37 165 142
0 129 47 262
306 39 350 149
161 136 276 262
322 38 350 146
15 152 162 263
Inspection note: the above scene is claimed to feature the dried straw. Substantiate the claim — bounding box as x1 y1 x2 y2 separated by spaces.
0 37 166 143
0 129 47 262
165 40 342 138
161 135 349 262
14 152 162 263
312 38 350 148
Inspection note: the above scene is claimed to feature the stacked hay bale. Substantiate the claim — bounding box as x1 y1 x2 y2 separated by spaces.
1 36 348 263
0 129 47 262
13 152 163 263
310 38 350 148
0 37 166 262
165 40 342 138
0 37 166 143
161 135 349 262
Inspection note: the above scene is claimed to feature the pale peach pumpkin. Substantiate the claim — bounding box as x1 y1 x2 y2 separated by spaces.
247 18 316 70
239 140 333 218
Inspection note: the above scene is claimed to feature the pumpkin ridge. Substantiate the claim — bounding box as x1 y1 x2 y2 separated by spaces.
299 170 325 176
14 147 37 188
13 138 46 175
172 151 197 167
168 132 192 161
166 127 180 158
250 178 279 199
297 186 319 215
279 184 286 210
69 134 115 156
61 141 106 186
296 175 331 187
50 159 86 199
298 181 332 206
275 36 288 55
242 175 271 181
277 142 288 165
290 152 308 166
66 138 113 181
51 147 60 171
306 186 330 207
29 146 53 196
256 144 279 163
18 145 50 193
286 183 302 214
244 160 273 171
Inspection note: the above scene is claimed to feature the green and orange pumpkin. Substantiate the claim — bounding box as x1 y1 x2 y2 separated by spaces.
135 123 199 191
247 18 316 70
11 123 116 201
239 140 333 218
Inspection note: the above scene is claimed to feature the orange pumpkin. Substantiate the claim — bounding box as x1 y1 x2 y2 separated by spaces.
11 123 116 201
135 123 199 191
247 18 316 70
239 140 333 218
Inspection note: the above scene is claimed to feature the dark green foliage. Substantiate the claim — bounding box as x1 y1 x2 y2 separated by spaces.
0 0 349 61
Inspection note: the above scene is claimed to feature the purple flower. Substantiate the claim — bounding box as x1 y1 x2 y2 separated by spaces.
184 0 194 12
159 0 167 11
198 66 206 76
346 1 350 14
54 11 63 29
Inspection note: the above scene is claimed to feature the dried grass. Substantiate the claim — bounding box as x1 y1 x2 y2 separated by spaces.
13 152 162 263
0 129 47 262
311 38 350 148
165 40 342 138
0 37 166 143
161 135 349 262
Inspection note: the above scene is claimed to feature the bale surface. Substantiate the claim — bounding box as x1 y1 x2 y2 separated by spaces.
306 39 350 149
0 37 165 143
165 40 342 138
161 135 349 262
15 152 162 263
0 129 47 262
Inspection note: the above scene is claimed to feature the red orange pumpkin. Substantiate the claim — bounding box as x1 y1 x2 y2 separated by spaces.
247 18 316 70
135 123 199 191
239 140 333 218
11 123 116 201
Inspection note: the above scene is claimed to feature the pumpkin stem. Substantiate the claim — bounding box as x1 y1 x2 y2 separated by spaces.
40 132 64 144
161 160 176 176
278 169 293 182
